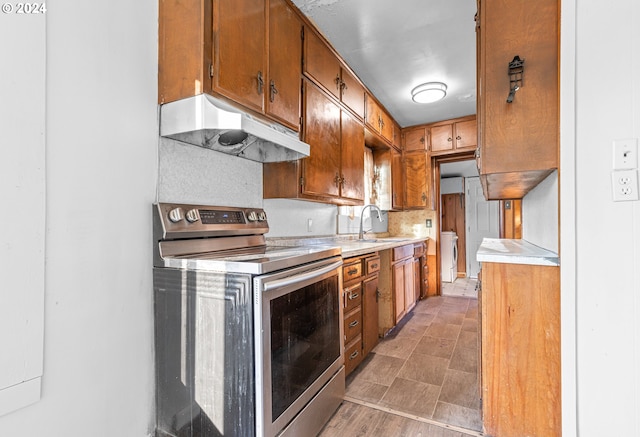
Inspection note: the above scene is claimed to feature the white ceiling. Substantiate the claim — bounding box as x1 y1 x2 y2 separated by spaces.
291 0 478 128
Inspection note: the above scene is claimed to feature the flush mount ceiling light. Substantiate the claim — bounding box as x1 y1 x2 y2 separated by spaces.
411 82 448 104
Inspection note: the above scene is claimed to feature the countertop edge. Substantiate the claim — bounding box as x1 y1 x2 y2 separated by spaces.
477 238 560 267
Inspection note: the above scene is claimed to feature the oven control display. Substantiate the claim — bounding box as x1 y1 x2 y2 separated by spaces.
199 210 246 224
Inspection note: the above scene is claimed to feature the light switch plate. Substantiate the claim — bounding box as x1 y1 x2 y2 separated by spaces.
613 138 638 170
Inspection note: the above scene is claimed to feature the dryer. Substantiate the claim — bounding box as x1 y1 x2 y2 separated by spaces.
441 231 459 282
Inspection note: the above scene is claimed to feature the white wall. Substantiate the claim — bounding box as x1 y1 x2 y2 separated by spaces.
522 171 558 252
0 0 158 435
571 0 640 435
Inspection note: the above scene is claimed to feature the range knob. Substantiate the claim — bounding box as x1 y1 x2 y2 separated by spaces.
258 211 267 221
185 209 200 223
168 207 184 223
247 211 258 222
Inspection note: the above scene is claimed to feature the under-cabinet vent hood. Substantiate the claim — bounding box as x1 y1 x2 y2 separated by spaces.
160 94 310 163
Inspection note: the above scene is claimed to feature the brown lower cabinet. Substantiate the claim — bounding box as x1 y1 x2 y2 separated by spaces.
342 253 380 375
481 261 560 437
378 244 417 336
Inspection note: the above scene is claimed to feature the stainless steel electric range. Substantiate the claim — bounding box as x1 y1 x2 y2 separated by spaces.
153 203 345 437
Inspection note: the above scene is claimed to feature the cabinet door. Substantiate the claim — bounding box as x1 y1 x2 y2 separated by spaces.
303 29 341 99
405 152 431 208
214 0 266 112
301 81 341 198
363 276 379 356
380 111 394 143
393 261 406 322
404 260 416 314
340 68 365 119
267 0 302 130
365 94 382 133
340 110 365 202
454 118 477 150
430 123 454 153
391 149 404 210
404 127 428 152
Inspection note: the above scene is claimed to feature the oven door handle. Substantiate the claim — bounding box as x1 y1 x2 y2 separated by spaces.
262 260 343 292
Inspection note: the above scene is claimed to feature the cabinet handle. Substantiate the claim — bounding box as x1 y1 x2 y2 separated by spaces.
349 320 359 328
269 80 278 102
335 74 341 91
349 350 359 360
257 71 264 95
347 268 358 275
422 192 427 203
348 292 359 300
334 173 341 187
340 80 348 95
370 263 378 269
376 288 380 302
456 135 461 141
420 137 425 144
447 137 453 142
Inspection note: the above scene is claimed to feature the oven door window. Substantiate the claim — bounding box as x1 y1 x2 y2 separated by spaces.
269 274 340 420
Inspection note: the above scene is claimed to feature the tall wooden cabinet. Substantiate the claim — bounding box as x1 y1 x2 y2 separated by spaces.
263 80 365 205
476 0 559 199
378 244 417 336
159 0 302 131
480 260 560 437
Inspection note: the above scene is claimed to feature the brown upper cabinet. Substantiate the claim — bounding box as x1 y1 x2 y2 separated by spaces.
303 29 365 119
404 151 432 209
365 94 395 145
158 0 302 131
476 0 559 199
404 126 429 152
263 80 365 205
430 116 477 155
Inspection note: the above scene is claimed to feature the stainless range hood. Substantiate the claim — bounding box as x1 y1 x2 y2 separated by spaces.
159 94 310 163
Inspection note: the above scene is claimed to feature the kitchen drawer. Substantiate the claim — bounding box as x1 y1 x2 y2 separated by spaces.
365 256 381 275
344 283 362 313
343 259 363 282
392 244 414 261
344 307 362 344
344 334 363 375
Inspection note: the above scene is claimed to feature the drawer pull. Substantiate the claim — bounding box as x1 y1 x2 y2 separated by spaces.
348 292 359 300
349 320 359 328
349 350 359 360
347 268 358 275
370 263 378 269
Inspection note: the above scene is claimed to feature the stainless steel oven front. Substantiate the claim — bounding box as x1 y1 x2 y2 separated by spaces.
153 203 345 437
254 256 344 437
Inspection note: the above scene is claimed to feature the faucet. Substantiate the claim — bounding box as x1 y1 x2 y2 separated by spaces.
358 204 384 240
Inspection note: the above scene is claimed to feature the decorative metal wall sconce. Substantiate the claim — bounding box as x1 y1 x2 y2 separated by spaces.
506 55 524 103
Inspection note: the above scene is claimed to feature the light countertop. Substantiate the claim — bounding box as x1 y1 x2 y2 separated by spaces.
268 235 429 258
476 238 559 266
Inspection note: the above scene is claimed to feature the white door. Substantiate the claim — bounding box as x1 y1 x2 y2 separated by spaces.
465 177 499 278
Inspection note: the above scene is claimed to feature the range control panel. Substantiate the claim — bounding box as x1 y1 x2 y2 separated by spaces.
154 203 269 239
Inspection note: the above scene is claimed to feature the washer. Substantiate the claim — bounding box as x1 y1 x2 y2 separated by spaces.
441 231 459 282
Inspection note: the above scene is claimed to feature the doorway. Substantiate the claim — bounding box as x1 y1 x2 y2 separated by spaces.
435 156 499 290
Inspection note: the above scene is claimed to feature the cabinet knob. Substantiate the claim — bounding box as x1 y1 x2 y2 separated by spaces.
447 137 453 142
269 80 278 102
456 135 462 141
334 74 341 91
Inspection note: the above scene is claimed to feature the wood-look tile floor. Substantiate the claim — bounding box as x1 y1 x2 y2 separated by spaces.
320 282 482 437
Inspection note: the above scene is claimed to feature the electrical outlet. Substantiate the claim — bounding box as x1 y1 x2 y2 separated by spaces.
307 218 313 232
613 138 638 170
612 169 639 201
425 219 432 228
